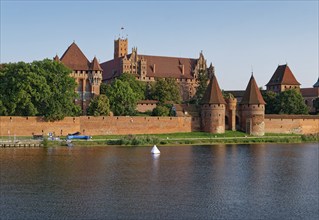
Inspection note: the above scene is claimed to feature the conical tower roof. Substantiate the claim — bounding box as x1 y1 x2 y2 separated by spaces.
313 77 319 88
53 55 60 62
241 75 266 105
266 64 300 86
60 42 90 70
201 74 226 104
90 57 102 71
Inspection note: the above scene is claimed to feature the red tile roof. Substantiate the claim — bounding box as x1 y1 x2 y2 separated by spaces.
60 42 91 71
100 57 122 81
100 54 197 80
241 75 266 105
201 74 226 104
266 64 300 86
90 57 102 71
300 88 319 97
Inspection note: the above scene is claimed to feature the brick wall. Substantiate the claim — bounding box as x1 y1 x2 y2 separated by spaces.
0 116 201 137
0 115 317 137
265 115 319 134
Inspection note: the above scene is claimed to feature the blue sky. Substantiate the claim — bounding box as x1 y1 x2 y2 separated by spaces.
1 0 318 90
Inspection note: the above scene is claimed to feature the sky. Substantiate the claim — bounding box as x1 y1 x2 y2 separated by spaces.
1 0 318 90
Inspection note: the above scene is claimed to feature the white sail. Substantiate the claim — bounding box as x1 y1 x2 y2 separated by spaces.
151 145 160 154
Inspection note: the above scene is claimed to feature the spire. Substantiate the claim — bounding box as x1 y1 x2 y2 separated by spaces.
90 56 102 71
53 54 60 62
241 75 266 105
201 74 226 104
313 77 319 88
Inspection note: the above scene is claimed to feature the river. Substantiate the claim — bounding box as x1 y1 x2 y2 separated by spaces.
0 143 318 219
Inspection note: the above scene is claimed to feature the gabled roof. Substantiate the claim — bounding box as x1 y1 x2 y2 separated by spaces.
100 54 198 80
90 57 102 71
313 77 319 88
266 64 300 86
241 75 266 105
60 42 91 70
140 54 197 79
201 74 226 104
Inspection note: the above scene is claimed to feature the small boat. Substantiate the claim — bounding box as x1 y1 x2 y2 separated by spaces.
66 135 91 140
151 145 160 154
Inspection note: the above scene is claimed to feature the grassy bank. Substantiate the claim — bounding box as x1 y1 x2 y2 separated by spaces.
52 131 318 147
1 131 317 147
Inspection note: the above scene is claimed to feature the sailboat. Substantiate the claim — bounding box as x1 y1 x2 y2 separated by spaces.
151 145 160 154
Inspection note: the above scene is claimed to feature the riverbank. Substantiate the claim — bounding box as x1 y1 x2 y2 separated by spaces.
26 131 319 147
1 131 318 148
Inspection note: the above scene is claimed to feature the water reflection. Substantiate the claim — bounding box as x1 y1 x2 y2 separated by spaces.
0 144 318 219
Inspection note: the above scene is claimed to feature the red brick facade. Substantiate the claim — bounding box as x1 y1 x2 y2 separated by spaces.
0 115 317 137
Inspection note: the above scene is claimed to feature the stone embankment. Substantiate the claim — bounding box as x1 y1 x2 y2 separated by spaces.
0 140 43 148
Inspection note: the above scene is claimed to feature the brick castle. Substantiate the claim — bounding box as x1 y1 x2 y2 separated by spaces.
48 37 319 136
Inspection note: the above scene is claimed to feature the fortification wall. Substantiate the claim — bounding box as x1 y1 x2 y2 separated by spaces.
0 116 81 136
0 116 201 137
265 115 319 134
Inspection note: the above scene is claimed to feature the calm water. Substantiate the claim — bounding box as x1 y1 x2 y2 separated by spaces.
0 144 318 219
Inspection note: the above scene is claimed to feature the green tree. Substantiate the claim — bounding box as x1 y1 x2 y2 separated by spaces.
0 60 80 120
106 80 138 116
274 89 309 114
193 70 209 105
262 90 277 114
118 73 146 100
100 83 110 95
86 95 110 116
152 105 170 116
150 78 181 104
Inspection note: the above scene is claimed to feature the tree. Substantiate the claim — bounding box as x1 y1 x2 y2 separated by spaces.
117 73 146 100
106 80 138 116
274 89 309 115
193 70 209 105
262 91 277 114
86 95 110 116
150 78 181 104
100 83 110 95
0 59 80 120
152 105 170 116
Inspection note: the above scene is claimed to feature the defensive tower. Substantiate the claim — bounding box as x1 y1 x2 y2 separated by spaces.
240 75 266 136
201 74 226 133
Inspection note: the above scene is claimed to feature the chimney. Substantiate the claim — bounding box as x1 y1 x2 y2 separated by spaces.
153 64 156 73
181 64 184 75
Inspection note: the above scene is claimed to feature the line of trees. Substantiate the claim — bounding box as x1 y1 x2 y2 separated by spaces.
0 59 81 121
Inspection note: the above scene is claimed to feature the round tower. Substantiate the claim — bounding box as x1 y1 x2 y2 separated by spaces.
240 104 265 136
239 75 266 136
201 103 226 133
226 97 237 131
201 74 226 134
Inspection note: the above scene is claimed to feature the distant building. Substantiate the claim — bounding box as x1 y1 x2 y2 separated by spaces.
301 77 319 113
54 42 102 113
225 64 318 114
266 64 300 93
100 37 214 101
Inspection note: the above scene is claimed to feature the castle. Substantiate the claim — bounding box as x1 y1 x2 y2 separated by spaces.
100 37 214 101
52 38 319 136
